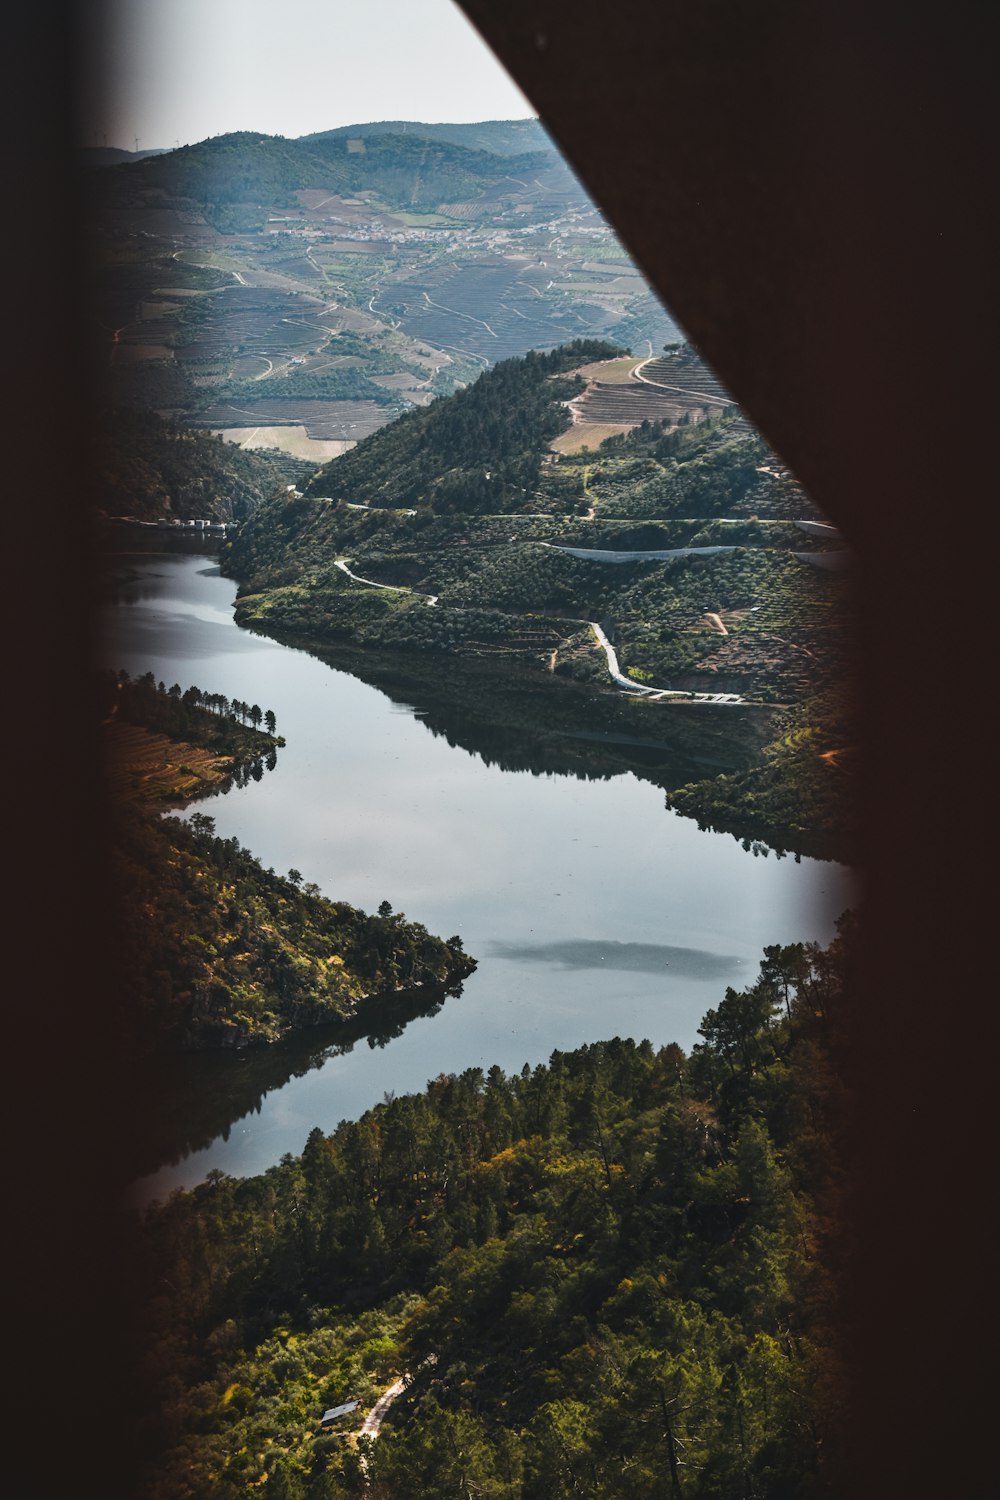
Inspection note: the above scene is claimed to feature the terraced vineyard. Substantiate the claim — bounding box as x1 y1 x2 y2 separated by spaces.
195 397 395 440
172 287 330 363
87 121 853 855
639 346 756 434
384 258 633 364
553 345 762 452
569 377 709 426
230 344 847 701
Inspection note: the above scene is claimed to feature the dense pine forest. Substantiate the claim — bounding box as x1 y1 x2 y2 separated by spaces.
128 922 853 1498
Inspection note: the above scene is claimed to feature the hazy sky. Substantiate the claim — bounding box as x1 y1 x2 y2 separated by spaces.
84 0 534 149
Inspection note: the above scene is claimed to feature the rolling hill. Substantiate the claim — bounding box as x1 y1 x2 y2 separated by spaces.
300 117 556 156
225 343 855 858
92 129 554 213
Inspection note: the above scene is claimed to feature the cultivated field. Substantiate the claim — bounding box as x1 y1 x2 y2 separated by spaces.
574 357 643 383
571 382 715 425
105 722 233 804
198 398 388 440
215 427 357 461
173 287 331 364
551 422 634 453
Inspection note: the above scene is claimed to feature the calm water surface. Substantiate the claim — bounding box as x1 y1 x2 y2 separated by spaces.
102 549 854 1196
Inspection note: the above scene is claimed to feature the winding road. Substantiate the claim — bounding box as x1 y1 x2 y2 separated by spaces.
334 557 437 606
590 622 743 704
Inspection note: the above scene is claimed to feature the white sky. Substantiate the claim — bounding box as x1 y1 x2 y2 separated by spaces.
84 0 534 150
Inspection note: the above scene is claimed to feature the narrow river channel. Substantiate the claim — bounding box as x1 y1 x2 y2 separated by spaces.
102 544 854 1198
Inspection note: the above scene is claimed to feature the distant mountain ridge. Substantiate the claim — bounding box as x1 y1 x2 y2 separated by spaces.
89 128 553 212
79 146 170 167
299 117 554 156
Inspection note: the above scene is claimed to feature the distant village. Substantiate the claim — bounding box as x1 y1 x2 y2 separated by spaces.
104 515 235 535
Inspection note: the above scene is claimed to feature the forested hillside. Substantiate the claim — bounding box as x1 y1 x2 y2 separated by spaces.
127 923 853 1498
103 672 473 1053
98 410 294 522
301 340 625 510
113 810 473 1053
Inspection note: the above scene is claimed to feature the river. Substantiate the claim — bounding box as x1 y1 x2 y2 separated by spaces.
101 543 854 1198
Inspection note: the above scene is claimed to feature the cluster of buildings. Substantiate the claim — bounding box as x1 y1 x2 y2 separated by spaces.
156 516 232 534
104 515 234 534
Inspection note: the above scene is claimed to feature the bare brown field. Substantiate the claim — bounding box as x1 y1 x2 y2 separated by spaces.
551 422 632 453
215 426 356 461
574 357 643 384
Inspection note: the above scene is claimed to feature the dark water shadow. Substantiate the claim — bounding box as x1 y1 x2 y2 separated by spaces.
489 937 742 980
123 981 463 1184
251 631 776 793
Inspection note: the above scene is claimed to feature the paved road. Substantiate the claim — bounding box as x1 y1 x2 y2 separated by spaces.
334 558 437 606
631 357 734 406
590 622 743 704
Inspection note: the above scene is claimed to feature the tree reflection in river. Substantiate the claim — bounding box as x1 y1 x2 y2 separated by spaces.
126 981 464 1192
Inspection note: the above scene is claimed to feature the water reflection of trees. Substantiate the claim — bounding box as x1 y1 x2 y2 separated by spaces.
199 745 277 798
126 982 462 1183
301 640 771 792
